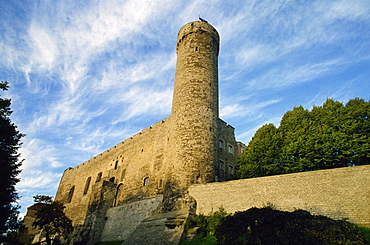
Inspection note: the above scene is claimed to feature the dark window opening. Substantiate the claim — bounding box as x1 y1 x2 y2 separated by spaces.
96 172 102 182
114 161 118 170
84 177 91 195
110 177 115 183
158 179 163 189
143 177 149 186
66 186 75 203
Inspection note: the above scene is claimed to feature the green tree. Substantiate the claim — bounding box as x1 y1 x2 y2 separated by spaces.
32 195 73 245
236 123 283 178
237 98 370 178
0 81 24 241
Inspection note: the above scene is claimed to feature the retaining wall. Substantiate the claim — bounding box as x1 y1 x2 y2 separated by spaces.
189 165 370 227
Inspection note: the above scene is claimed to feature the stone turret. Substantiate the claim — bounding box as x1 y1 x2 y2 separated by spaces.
170 21 220 188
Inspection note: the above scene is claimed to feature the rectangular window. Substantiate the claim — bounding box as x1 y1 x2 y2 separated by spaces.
228 165 234 175
219 140 223 149
143 177 149 186
228 145 233 154
158 179 163 189
219 161 224 170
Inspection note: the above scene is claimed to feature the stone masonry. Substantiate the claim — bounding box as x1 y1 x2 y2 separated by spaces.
189 165 370 228
51 21 237 244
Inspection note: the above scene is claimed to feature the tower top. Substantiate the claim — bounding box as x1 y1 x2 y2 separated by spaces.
176 21 220 55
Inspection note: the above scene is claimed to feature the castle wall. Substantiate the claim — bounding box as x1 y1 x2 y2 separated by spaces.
189 165 370 227
216 119 237 181
55 117 172 226
55 115 237 227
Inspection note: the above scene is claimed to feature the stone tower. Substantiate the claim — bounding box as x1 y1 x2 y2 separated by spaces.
39 20 237 244
170 21 220 188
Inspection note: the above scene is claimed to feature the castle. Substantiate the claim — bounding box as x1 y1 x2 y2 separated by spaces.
52 20 237 244
25 20 370 245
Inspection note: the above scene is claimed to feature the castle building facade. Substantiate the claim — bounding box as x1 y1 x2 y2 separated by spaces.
52 21 237 244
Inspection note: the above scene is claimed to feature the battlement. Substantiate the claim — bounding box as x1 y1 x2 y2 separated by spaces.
65 116 172 172
177 21 219 55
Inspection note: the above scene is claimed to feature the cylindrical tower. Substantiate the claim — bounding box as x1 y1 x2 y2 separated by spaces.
170 21 220 188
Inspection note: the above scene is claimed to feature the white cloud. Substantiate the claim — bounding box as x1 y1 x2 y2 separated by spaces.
118 86 173 122
18 170 62 190
2 0 369 215
19 138 63 171
220 99 281 119
28 23 58 70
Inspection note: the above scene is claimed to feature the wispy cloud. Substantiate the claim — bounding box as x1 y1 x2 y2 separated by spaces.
0 0 369 214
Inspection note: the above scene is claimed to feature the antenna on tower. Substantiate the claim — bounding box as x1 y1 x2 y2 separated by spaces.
199 15 208 23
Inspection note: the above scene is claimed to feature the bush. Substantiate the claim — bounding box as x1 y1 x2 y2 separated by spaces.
183 207 229 243
215 207 368 245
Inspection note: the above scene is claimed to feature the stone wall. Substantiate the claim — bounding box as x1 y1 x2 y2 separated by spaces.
100 196 163 242
55 117 171 226
189 165 370 227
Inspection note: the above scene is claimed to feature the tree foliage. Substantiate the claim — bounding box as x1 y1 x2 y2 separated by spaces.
237 98 370 178
215 207 368 245
32 195 73 245
0 81 24 240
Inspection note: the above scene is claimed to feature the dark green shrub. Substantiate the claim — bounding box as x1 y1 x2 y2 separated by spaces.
183 207 229 243
179 234 217 245
215 207 368 245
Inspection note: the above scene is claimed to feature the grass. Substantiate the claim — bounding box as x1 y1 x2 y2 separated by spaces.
179 234 217 245
94 241 124 245
358 226 370 244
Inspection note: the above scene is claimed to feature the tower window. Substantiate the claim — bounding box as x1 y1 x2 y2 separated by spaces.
83 177 91 195
143 177 149 186
110 177 115 183
195 46 198 51
114 160 118 170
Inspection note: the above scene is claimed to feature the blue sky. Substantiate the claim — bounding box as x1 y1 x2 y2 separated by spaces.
1 1 369 216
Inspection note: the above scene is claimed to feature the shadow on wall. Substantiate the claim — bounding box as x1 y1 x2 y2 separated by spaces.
69 179 197 244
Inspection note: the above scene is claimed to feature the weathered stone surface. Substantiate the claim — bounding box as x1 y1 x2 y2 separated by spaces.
189 165 370 228
123 209 190 245
100 195 163 242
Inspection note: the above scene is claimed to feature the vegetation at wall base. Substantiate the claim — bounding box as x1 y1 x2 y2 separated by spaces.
359 227 370 244
93 241 124 245
237 98 370 179
183 206 368 245
179 234 217 245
